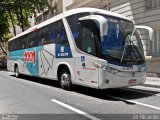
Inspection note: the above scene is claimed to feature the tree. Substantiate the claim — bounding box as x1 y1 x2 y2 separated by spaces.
0 6 10 55
1 0 50 34
0 0 17 36
12 0 49 32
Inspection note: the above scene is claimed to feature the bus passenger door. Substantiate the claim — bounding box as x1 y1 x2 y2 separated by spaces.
70 15 107 88
74 23 100 88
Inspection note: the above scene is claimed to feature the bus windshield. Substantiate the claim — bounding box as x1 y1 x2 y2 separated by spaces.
100 15 145 65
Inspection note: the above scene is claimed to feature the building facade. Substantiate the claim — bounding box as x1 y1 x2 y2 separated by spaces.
67 0 160 76
35 0 62 24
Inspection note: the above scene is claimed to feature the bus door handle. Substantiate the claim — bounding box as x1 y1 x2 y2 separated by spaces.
82 63 85 67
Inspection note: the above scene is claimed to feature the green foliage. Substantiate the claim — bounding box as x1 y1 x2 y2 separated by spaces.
0 6 10 42
12 0 49 31
0 0 49 40
0 0 50 54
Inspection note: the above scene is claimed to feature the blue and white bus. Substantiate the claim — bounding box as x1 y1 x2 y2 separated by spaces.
7 8 153 90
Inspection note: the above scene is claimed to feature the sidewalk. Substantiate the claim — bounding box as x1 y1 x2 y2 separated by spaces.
144 77 160 88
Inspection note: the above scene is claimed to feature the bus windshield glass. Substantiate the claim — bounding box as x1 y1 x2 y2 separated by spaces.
100 15 145 65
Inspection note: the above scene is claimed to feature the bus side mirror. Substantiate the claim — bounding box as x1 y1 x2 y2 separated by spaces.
135 25 153 41
79 15 108 36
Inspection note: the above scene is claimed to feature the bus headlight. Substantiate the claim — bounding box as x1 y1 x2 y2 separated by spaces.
109 68 120 74
92 62 120 74
103 66 120 74
92 62 108 70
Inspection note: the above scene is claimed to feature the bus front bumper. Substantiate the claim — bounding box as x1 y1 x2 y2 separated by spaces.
99 71 146 89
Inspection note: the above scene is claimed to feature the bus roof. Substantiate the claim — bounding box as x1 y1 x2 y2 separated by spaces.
9 8 131 42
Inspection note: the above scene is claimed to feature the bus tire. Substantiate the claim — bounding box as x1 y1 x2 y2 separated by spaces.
15 65 20 78
59 69 72 90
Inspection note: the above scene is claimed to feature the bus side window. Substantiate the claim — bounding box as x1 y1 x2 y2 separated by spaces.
15 38 21 51
38 28 45 46
67 15 80 48
55 20 69 46
27 31 38 48
49 23 56 43
81 24 97 56
44 26 52 45
21 35 27 49
55 21 62 44
67 13 89 49
8 41 13 52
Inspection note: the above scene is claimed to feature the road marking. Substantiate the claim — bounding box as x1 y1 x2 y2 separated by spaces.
51 99 101 120
134 86 160 92
106 95 160 110
122 88 160 97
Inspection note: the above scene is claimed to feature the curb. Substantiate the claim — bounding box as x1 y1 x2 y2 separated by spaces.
142 84 160 88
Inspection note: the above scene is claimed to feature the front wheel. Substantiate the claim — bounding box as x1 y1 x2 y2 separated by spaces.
59 70 72 90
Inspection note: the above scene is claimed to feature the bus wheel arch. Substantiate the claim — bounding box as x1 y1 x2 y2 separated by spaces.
57 64 72 90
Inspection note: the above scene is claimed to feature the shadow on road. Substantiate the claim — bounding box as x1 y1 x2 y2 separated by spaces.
10 74 160 105
11 74 61 89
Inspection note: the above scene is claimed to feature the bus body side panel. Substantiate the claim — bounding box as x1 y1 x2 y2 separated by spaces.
8 46 43 76
38 43 75 81
74 55 99 88
38 44 56 79
7 51 16 72
7 59 16 72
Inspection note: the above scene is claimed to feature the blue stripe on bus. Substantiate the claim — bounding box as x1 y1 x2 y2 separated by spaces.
10 46 44 76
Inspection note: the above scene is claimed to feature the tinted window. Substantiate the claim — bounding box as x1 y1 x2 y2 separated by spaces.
37 27 47 46
8 35 27 52
44 24 56 45
67 13 89 48
8 19 69 51
27 31 38 48
39 20 69 46
8 41 13 52
67 13 99 56
55 20 69 45
80 20 99 56
20 35 27 49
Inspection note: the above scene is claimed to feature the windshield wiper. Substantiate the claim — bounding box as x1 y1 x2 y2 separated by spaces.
120 35 129 63
127 36 143 62
120 34 143 63
120 23 144 63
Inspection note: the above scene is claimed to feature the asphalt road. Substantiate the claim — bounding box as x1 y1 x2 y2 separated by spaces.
0 69 160 120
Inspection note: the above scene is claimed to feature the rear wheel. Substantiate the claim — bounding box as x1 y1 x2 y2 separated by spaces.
59 69 72 90
15 65 20 78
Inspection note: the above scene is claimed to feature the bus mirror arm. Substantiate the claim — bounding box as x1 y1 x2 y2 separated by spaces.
135 25 153 41
79 15 108 36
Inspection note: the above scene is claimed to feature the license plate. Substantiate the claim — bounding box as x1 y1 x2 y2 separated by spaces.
128 79 137 84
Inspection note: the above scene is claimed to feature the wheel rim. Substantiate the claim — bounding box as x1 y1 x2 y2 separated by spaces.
60 73 70 87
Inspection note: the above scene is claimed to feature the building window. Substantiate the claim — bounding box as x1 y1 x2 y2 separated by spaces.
146 0 160 10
